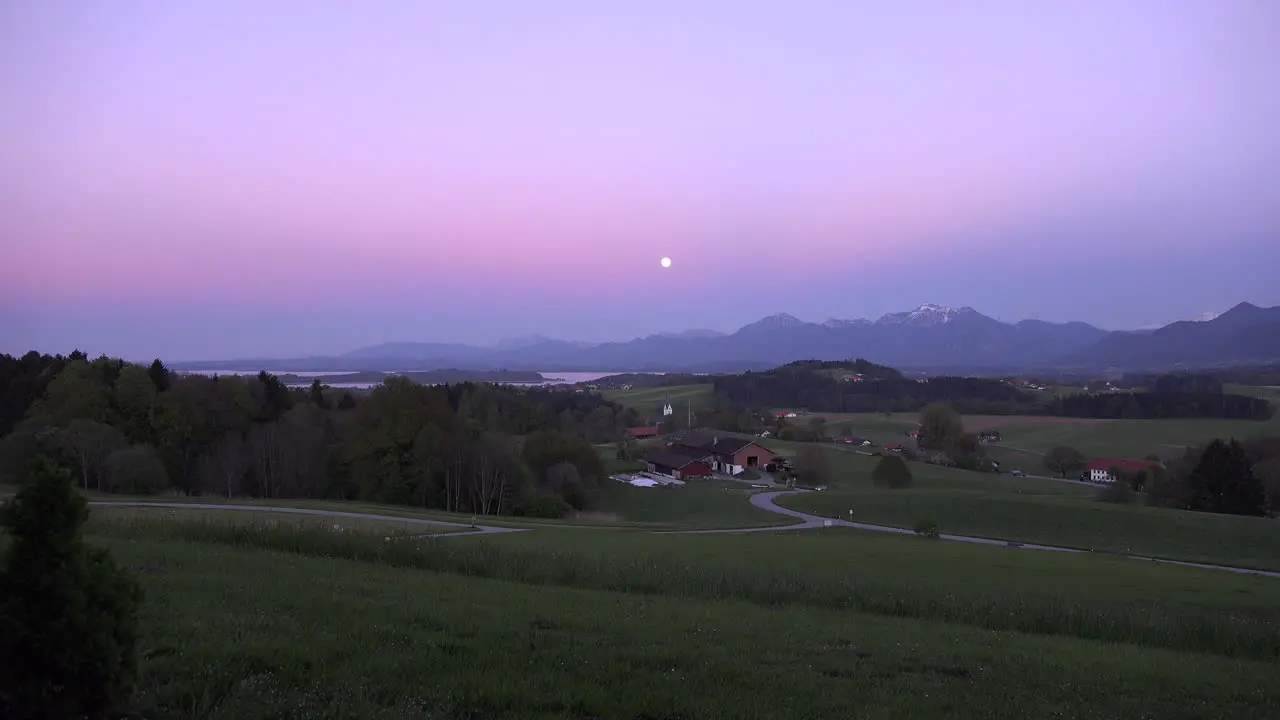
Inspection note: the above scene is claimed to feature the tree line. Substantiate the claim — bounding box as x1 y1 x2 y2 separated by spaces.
0 351 644 517
711 362 1275 421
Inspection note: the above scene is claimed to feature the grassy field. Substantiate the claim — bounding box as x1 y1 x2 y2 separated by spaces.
600 382 715 418
89 505 478 536
773 450 1280 570
597 479 793 529
1227 383 1280 407
73 519 1280 718
809 412 1278 459
84 474 787 534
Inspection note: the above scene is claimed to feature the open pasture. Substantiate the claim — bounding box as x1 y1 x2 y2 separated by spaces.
89 532 1280 719
776 453 1280 572
809 412 1277 458
597 478 793 529
88 505 476 537
600 382 715 417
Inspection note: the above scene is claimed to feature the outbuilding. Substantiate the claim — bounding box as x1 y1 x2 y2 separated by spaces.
644 449 713 480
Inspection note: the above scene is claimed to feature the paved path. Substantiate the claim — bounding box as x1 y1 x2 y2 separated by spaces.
89 501 527 537
674 491 1280 579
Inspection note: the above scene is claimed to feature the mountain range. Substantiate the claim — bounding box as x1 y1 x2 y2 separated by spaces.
171 302 1280 374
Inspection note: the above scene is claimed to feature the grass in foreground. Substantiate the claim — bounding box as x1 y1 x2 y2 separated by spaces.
98 534 1280 719
88 517 1280 661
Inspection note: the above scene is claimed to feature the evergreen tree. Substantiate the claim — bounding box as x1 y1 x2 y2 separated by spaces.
309 378 330 409
0 457 143 719
872 454 913 489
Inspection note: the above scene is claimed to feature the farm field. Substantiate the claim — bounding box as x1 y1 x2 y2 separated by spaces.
774 450 1280 571
600 382 715 417
75 517 1280 718
1227 383 1280 406
808 412 1278 458
83 474 788 534
89 505 477 536
597 479 793 529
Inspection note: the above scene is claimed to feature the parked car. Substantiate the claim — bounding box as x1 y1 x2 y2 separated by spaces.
1010 470 1026 478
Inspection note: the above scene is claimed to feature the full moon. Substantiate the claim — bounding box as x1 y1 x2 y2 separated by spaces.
660 257 672 268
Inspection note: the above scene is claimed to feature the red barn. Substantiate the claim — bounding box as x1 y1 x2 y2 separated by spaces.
626 425 663 440
644 449 712 480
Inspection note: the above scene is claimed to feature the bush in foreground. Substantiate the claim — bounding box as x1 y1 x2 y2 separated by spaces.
913 520 941 539
0 458 143 720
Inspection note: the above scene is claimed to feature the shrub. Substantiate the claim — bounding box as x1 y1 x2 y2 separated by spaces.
913 520 940 539
872 455 913 489
517 494 574 519
0 457 143 719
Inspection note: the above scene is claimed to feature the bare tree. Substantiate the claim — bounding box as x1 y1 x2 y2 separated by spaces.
471 434 512 515
199 432 247 497
59 419 126 490
246 422 284 498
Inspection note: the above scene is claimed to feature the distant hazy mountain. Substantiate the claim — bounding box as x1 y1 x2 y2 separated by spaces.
493 334 597 350
1063 302 1280 369
654 329 726 340
170 301 1278 374
340 341 484 362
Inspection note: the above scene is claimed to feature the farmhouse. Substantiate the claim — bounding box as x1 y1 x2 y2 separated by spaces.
977 430 1001 443
626 425 663 440
644 449 712 480
670 432 778 475
1086 457 1162 484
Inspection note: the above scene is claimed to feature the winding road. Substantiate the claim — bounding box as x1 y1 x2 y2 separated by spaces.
93 494 1280 579
677 491 1280 579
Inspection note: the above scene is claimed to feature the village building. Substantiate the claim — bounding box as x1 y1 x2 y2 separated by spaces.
668 432 778 475
1086 457 1162 483
643 448 713 480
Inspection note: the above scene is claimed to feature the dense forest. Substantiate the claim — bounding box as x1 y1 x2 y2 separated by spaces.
712 360 1276 420
0 351 642 517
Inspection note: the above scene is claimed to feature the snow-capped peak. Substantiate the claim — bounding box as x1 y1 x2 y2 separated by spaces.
875 304 977 327
1192 311 1222 322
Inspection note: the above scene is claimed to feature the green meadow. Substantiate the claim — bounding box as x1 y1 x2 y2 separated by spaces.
70 502 1280 719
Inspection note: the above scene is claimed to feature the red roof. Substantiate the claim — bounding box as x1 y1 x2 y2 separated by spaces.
1087 457 1160 473
626 425 663 439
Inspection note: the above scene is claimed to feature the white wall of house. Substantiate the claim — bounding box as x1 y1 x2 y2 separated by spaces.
1089 468 1113 483
710 459 743 475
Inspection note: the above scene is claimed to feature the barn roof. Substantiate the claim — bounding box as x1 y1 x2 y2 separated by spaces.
670 431 773 457
1087 457 1161 473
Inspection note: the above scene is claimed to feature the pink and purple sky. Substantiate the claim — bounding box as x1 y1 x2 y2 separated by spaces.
2 0 1277 361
